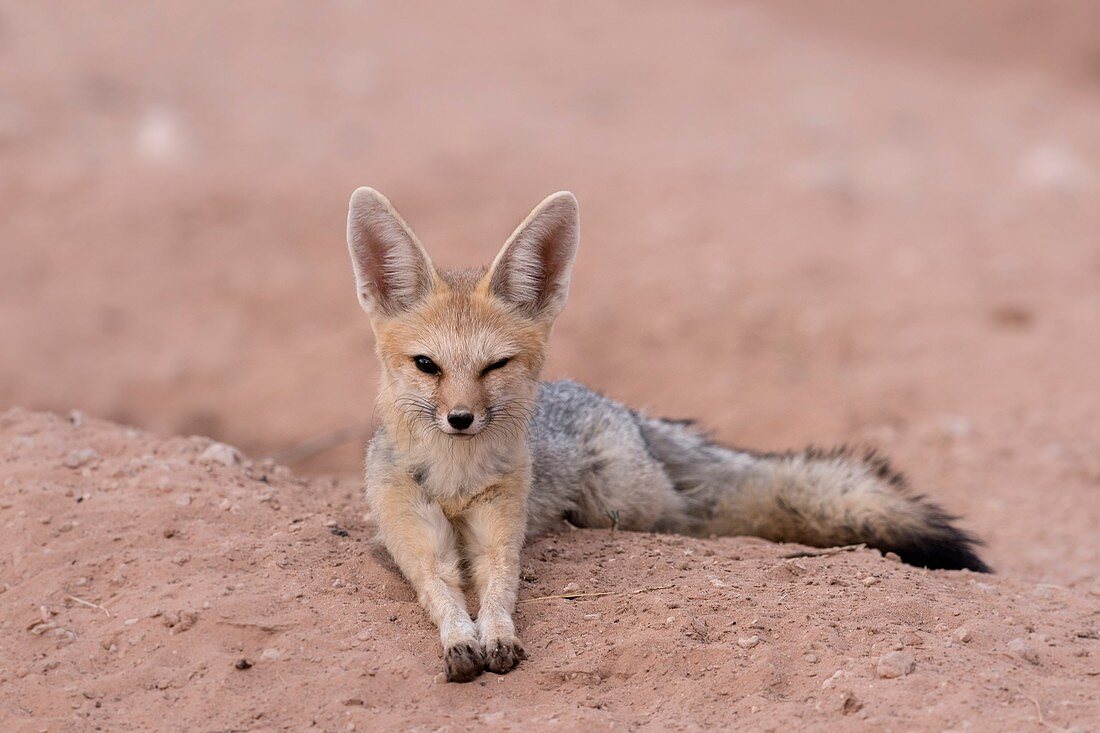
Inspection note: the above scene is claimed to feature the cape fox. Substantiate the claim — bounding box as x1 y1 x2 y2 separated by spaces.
346 187 989 683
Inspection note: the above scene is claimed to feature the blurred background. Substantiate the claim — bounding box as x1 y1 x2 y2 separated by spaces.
2 1 1098 580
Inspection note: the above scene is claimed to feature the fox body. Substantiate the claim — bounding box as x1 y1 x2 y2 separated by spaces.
347 187 988 683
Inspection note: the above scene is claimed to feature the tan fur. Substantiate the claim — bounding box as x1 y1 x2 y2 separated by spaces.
349 188 577 681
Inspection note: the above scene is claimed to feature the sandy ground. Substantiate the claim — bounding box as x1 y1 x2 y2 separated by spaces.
2 409 1098 732
2 0 1100 730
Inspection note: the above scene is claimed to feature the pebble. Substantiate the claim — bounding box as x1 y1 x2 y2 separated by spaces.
737 636 760 649
1008 638 1040 665
840 693 862 715
875 651 915 678
562 582 581 595
174 494 192 507
261 648 281 661
708 577 727 588
234 658 252 670
63 448 99 469
954 627 972 643
861 576 880 587
199 442 244 467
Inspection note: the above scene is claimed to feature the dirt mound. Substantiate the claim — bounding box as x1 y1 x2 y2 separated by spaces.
2 409 1097 731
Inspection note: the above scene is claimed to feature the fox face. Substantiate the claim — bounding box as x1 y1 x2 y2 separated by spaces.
347 189 579 445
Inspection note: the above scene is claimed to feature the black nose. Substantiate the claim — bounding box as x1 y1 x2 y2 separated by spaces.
447 411 474 430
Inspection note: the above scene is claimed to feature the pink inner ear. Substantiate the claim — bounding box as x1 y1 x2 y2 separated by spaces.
489 195 579 319
348 191 435 315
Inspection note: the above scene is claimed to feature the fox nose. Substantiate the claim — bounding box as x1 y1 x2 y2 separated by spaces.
446 410 475 431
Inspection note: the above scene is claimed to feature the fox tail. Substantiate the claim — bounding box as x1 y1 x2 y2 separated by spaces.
637 418 991 572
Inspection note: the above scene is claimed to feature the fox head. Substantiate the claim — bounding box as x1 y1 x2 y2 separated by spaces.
347 188 579 443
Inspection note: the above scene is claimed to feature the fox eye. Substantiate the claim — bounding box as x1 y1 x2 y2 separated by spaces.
412 355 440 375
481 357 511 376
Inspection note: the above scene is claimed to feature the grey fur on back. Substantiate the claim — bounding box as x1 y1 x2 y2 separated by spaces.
526 380 990 572
527 380 759 537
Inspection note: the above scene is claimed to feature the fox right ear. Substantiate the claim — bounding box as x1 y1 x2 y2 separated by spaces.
347 187 436 318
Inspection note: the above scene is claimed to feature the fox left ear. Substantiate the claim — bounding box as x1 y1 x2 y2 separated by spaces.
347 187 437 318
484 191 580 322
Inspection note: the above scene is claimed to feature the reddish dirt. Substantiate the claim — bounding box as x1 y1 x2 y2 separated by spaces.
2 410 1098 731
2 1 1100 730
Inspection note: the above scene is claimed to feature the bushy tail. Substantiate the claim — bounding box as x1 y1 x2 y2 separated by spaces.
637 419 991 572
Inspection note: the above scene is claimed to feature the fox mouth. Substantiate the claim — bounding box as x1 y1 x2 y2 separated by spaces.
438 422 486 438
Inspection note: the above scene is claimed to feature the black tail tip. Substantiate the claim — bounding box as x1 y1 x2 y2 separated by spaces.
886 522 992 573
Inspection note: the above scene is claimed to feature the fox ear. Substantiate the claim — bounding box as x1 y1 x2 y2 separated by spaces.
347 187 436 317
485 191 579 321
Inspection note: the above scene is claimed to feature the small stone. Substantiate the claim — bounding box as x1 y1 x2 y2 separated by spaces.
708 577 727 588
954 627 972 643
69 410 85 428
883 551 901 563
841 693 862 715
737 636 761 649
234 658 252 670
260 648 280 661
861 576 880 587
876 651 915 678
63 448 99 469
803 653 818 664
1008 638 1040 665
172 552 191 565
562 582 581 595
175 611 198 632
583 613 601 621
198 442 243 467
174 494 192 507
332 579 345 589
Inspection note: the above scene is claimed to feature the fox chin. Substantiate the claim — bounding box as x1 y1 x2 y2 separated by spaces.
345 186 990 683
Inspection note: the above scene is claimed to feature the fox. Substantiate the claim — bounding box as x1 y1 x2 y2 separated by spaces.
345 187 989 683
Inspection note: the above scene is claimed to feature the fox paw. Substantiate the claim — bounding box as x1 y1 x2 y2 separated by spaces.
444 641 485 683
485 638 527 674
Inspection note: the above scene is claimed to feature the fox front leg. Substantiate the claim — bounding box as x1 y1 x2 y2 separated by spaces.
459 487 529 674
373 490 485 682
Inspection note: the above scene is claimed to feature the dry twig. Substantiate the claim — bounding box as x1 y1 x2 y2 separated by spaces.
67 595 111 617
779 543 866 559
267 422 374 465
518 583 674 604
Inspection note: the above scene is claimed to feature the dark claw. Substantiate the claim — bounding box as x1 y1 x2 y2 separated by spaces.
485 639 526 674
444 642 485 683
